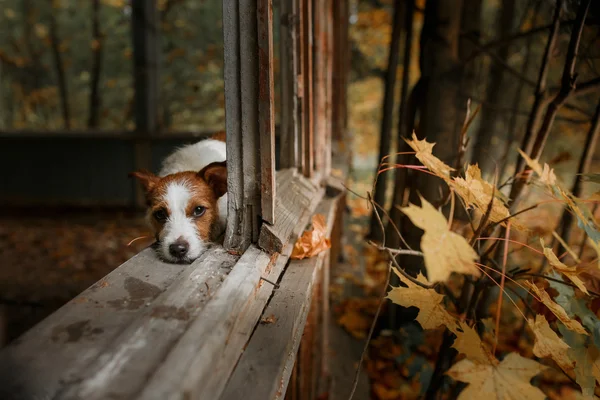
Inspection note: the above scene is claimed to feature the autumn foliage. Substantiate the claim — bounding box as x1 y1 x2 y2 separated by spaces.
364 136 600 398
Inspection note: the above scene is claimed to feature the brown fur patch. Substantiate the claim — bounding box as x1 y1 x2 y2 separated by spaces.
210 131 226 142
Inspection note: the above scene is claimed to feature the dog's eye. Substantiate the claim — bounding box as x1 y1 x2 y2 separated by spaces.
153 209 168 222
193 206 206 217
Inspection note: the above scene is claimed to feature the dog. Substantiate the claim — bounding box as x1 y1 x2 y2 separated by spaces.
130 136 227 263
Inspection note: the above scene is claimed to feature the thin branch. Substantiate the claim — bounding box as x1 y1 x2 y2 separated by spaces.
48 0 70 129
489 204 539 228
469 174 497 246
387 249 434 289
368 0 403 242
367 240 424 257
511 0 592 205
88 0 103 128
348 262 392 400
556 99 600 255
513 0 563 182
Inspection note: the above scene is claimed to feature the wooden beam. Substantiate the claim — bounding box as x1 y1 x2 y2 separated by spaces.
324 0 334 177
139 181 321 399
258 0 276 224
313 0 327 175
220 194 339 400
223 0 263 253
0 249 188 400
302 0 314 178
57 250 237 400
296 0 306 174
258 168 322 254
279 0 301 170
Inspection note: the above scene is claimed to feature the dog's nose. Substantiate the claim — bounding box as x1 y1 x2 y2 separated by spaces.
169 240 189 258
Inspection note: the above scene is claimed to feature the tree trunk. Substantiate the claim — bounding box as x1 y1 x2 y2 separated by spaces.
472 0 516 178
368 0 404 242
88 0 103 128
48 0 71 129
414 0 463 203
385 0 415 250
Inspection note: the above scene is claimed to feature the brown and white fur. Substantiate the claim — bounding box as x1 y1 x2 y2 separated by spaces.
130 138 227 263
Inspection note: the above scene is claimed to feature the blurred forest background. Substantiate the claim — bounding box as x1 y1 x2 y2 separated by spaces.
1 0 600 398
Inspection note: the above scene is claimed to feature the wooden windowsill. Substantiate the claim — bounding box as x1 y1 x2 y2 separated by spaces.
0 169 342 400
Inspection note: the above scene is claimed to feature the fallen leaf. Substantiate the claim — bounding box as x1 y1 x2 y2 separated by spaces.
541 239 589 295
387 267 458 331
336 309 371 339
291 214 331 260
451 164 511 224
452 320 493 364
260 314 277 324
400 197 480 283
524 281 588 335
404 133 453 181
528 314 573 370
447 352 547 400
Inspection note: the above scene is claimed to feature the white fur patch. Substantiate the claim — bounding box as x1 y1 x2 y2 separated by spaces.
157 181 206 263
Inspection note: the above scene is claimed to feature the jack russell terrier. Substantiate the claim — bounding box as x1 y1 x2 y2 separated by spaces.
130 135 227 263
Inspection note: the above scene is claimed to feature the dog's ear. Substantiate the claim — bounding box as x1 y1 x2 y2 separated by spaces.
198 161 227 198
129 170 159 193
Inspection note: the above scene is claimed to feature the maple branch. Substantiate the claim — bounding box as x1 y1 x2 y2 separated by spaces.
556 100 600 255
368 241 424 258
513 0 563 190
489 204 539 228
516 273 600 298
511 0 591 205
386 249 434 289
469 178 496 247
348 262 392 400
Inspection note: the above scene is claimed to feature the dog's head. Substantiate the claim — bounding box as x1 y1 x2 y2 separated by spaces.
130 161 227 263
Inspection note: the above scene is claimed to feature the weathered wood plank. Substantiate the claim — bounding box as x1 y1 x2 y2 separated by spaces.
224 0 263 252
302 0 314 178
138 177 323 400
258 0 276 224
313 0 327 175
296 0 306 174
258 168 323 254
279 0 300 170
58 249 237 400
324 0 334 177
138 246 271 400
0 248 187 400
223 0 246 253
221 195 339 400
239 0 262 244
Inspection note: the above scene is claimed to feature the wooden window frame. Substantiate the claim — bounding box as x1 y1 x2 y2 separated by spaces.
0 0 349 398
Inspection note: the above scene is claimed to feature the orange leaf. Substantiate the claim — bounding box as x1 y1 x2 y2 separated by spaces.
290 214 331 260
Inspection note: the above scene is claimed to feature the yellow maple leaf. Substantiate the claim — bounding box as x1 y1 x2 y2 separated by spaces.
387 267 458 331
404 133 453 181
528 315 573 370
451 164 511 224
518 149 557 186
524 282 588 335
451 320 493 365
400 197 480 283
540 239 589 295
447 352 547 400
